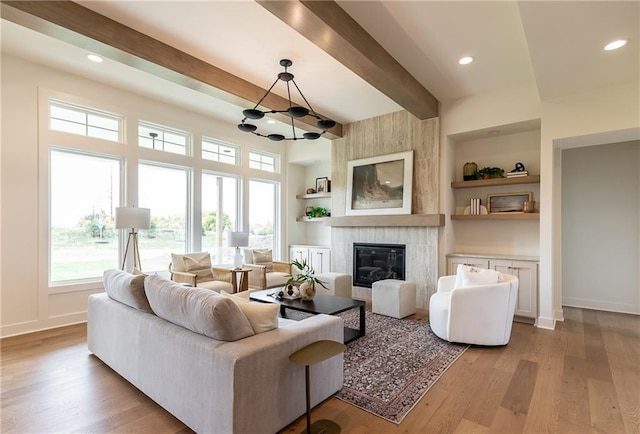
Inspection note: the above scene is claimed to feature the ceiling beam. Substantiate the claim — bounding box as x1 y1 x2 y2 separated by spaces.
257 0 439 120
0 0 343 138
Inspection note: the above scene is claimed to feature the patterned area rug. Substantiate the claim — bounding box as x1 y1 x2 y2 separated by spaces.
334 310 468 424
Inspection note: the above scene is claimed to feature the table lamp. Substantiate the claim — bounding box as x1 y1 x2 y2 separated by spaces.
226 231 249 269
115 207 151 271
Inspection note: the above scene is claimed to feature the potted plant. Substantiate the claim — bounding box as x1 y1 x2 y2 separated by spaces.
475 166 505 179
310 207 328 218
284 259 327 300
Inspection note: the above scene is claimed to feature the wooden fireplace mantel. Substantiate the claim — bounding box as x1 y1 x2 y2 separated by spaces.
325 214 445 227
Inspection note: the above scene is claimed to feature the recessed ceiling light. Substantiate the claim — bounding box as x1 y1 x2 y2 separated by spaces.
604 39 628 51
458 56 475 65
87 54 103 63
488 130 501 135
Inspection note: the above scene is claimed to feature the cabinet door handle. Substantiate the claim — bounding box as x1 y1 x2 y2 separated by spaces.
507 266 519 270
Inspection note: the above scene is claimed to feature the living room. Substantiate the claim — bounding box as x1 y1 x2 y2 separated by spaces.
1 1 639 433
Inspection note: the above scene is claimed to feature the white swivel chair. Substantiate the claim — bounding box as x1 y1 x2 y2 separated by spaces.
429 273 519 346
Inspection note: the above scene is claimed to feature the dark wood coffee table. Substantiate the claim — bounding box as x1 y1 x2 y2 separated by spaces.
249 289 366 343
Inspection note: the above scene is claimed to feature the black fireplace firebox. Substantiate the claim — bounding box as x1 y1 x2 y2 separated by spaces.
353 243 405 288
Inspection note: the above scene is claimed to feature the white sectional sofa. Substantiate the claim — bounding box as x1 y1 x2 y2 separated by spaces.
88 270 344 434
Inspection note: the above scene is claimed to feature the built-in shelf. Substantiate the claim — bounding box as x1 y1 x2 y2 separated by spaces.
296 217 330 222
326 214 445 227
451 213 539 221
296 192 331 199
451 175 540 189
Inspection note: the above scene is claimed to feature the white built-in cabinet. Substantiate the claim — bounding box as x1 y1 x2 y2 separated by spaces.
447 253 538 322
290 245 331 273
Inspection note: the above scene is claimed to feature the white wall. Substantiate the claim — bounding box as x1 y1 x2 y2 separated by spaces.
1 55 286 337
562 141 639 314
441 79 640 329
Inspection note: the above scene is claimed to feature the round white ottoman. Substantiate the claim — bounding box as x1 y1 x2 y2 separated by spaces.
372 279 416 319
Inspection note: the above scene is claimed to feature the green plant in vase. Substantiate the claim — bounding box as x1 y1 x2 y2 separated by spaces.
475 166 505 179
285 259 327 300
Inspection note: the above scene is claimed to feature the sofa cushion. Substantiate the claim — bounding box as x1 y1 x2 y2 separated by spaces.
454 265 503 289
144 275 254 341
220 290 279 334
103 269 153 313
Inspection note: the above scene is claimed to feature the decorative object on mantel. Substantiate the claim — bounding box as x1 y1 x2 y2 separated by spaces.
346 151 414 216
285 259 328 301
507 162 529 178
463 162 478 181
237 59 336 141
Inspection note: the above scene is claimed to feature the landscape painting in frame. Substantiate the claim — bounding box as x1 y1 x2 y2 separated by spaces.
346 151 413 216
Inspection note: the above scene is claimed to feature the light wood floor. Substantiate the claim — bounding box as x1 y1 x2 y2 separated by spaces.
1 307 638 433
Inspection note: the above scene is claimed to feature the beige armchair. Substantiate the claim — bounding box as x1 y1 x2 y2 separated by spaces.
242 248 292 290
169 252 234 293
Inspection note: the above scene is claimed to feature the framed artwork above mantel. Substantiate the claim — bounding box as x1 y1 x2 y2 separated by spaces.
345 151 413 216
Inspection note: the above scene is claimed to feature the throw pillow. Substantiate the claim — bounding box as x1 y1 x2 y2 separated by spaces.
183 253 214 282
253 248 274 271
454 265 503 289
220 290 279 334
103 269 153 313
144 275 254 341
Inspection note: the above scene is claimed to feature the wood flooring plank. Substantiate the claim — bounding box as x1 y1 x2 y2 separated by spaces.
588 377 626 433
500 359 539 415
582 309 614 382
453 418 490 433
489 405 527 433
521 326 566 433
600 322 640 434
559 355 592 431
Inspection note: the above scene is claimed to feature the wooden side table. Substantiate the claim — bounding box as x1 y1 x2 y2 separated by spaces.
289 340 346 434
229 267 251 293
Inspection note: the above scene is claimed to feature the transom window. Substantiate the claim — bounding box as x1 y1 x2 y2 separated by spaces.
49 100 122 142
249 151 278 173
138 122 189 156
202 137 239 165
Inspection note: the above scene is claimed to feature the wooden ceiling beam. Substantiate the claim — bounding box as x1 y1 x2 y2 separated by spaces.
0 0 343 138
257 0 439 120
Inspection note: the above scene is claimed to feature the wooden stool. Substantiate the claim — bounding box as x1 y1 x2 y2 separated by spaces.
289 340 347 434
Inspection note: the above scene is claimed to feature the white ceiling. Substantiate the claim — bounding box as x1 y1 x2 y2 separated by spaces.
2 1 638 131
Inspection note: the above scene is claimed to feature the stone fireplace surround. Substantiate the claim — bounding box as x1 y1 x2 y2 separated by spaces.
328 111 441 310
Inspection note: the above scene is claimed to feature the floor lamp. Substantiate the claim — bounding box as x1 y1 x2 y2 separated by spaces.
226 231 250 269
115 207 151 271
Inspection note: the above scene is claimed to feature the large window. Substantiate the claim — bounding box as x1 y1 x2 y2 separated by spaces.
138 163 189 272
249 180 278 254
50 149 121 283
202 172 239 264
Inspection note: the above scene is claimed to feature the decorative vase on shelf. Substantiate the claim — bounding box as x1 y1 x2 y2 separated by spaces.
463 162 478 181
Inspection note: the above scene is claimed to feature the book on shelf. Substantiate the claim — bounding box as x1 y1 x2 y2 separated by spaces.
507 171 529 177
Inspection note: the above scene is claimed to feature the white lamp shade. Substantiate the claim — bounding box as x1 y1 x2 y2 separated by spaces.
226 231 250 248
115 207 151 229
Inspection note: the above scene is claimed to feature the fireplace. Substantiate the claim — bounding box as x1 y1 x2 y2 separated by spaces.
353 243 405 288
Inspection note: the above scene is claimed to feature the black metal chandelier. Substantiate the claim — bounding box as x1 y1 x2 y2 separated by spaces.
238 59 336 141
